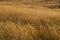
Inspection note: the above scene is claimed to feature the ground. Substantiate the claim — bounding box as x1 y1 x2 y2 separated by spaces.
0 1 60 40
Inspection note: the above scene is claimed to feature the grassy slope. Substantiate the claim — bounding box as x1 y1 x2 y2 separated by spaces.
0 2 60 40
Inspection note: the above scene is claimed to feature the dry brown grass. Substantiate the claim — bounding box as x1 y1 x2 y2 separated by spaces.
0 2 60 40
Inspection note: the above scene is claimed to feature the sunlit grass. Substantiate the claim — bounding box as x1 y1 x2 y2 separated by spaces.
0 2 60 40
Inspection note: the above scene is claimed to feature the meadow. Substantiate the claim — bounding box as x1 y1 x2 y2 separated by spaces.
0 1 60 40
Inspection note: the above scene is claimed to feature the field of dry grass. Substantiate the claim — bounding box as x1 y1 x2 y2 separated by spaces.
0 1 60 40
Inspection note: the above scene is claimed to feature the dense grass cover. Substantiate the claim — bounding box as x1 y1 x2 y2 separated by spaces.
0 2 60 40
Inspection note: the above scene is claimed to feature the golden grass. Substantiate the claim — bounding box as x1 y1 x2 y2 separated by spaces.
0 2 60 40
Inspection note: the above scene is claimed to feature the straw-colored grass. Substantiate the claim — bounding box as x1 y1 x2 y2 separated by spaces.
0 2 60 40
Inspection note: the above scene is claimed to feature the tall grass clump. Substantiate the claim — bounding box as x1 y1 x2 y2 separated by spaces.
0 13 60 40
